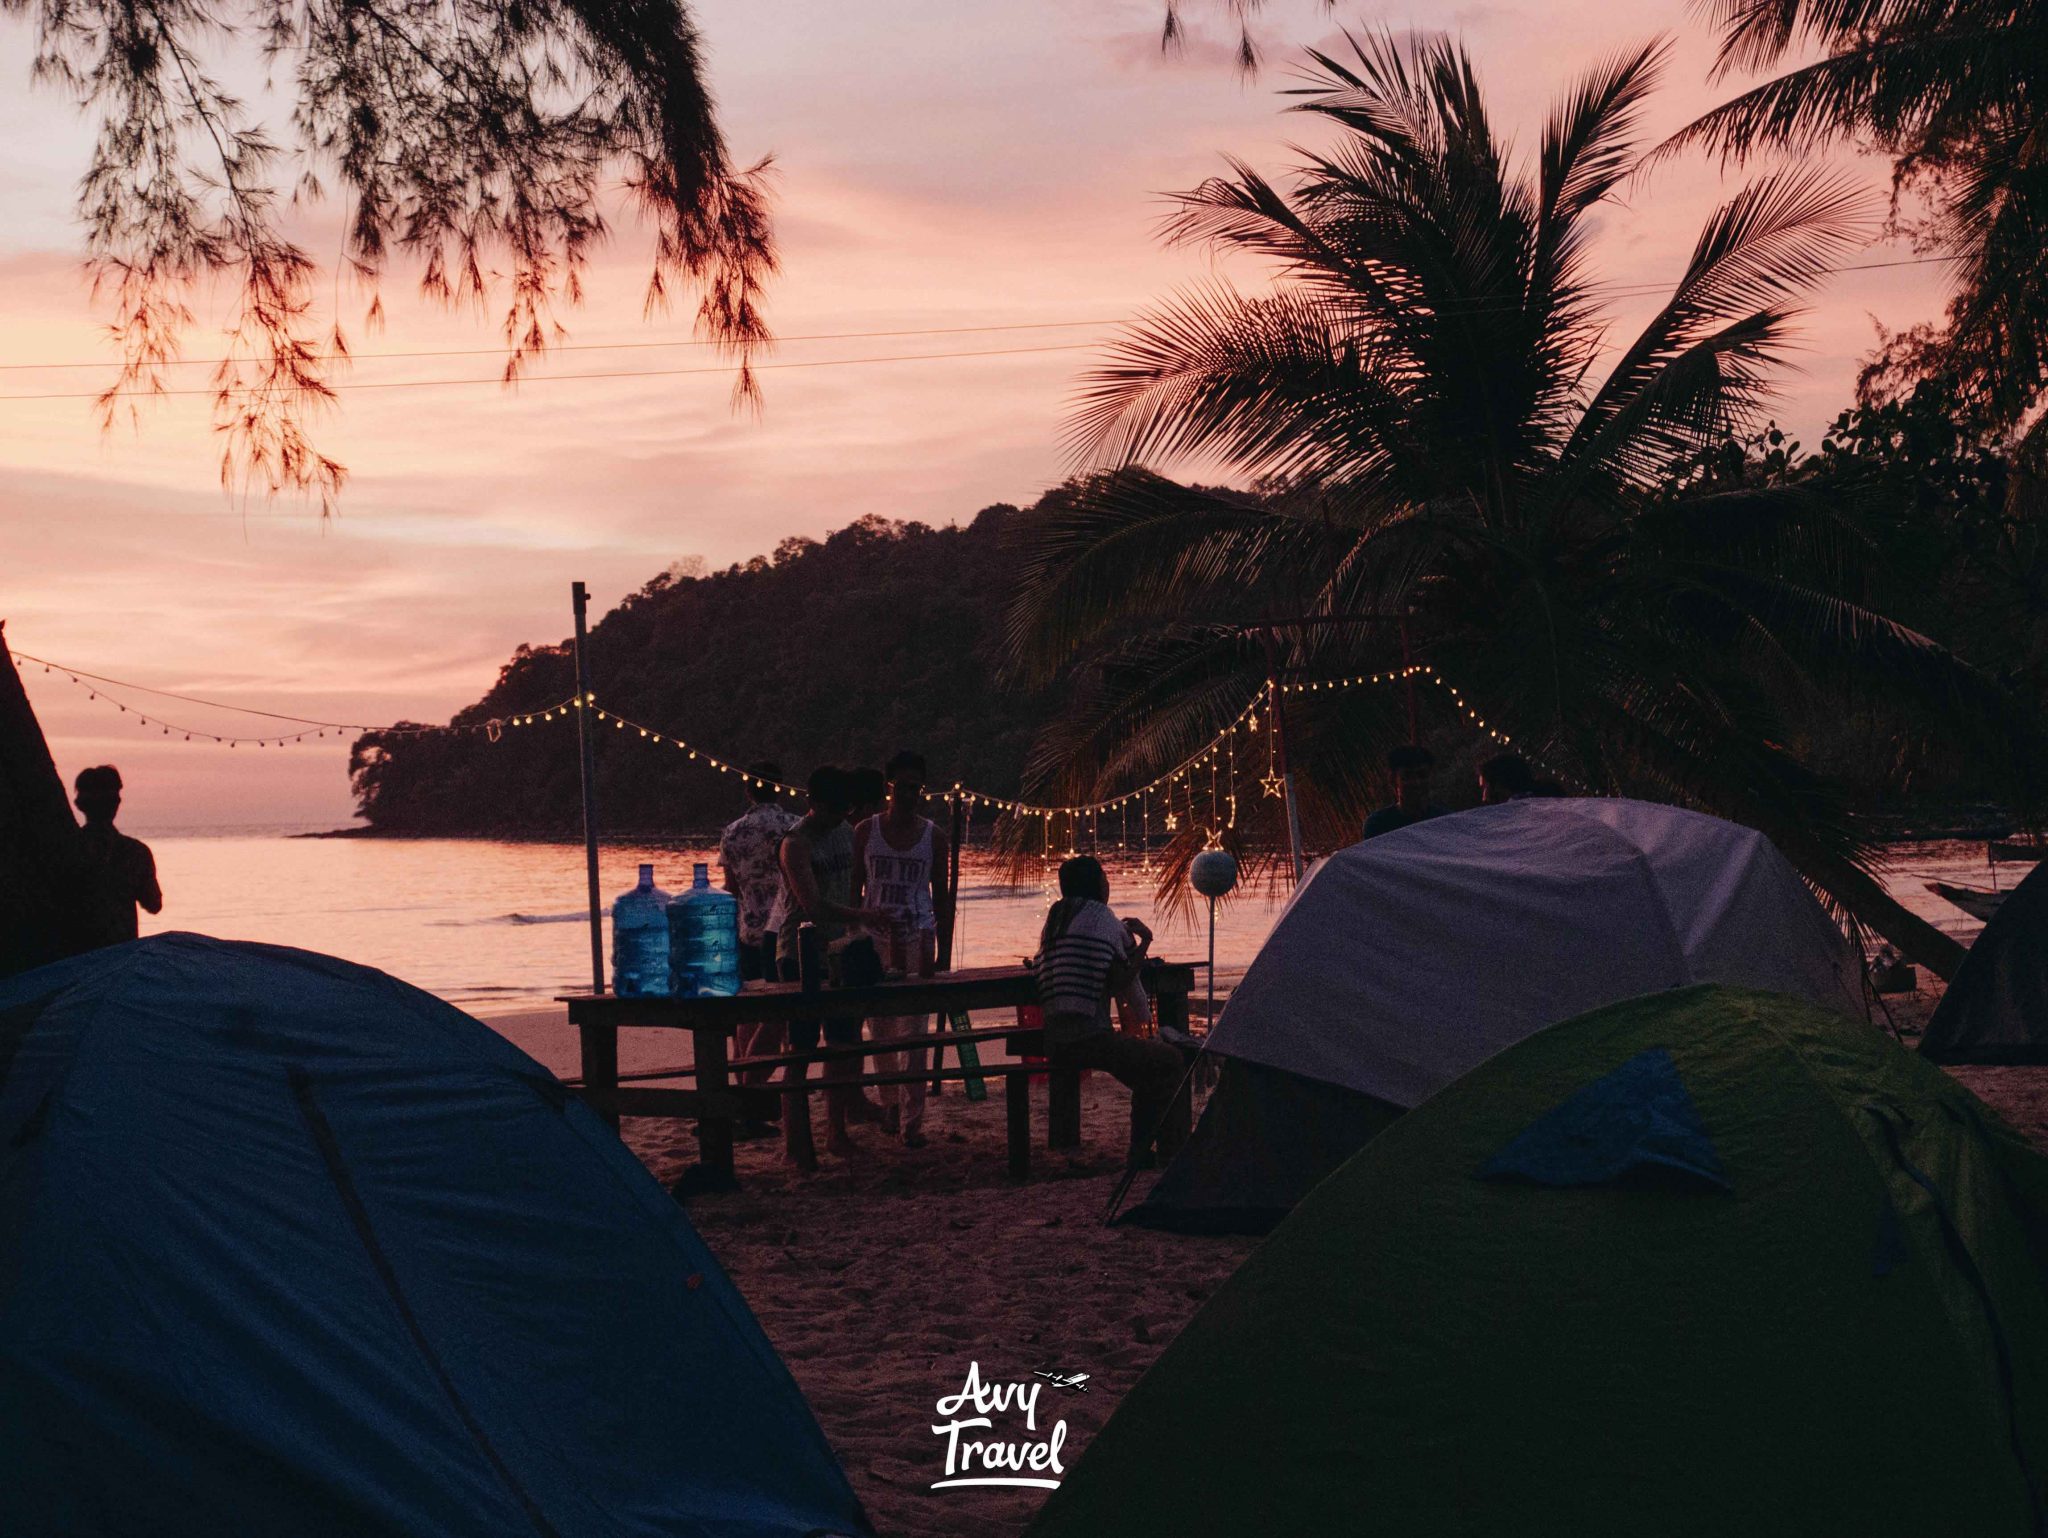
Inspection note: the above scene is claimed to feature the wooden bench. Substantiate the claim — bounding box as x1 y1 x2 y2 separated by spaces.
567 1023 1054 1177
561 961 1199 1190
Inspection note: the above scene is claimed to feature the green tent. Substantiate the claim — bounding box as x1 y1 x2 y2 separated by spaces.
1030 986 2048 1537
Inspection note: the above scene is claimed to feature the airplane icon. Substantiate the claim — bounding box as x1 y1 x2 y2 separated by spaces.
1033 1369 1090 1394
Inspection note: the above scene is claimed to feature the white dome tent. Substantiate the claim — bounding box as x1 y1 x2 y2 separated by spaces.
1125 798 1864 1233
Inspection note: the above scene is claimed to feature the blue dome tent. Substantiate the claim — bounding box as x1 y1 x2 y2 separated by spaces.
0 934 869 1538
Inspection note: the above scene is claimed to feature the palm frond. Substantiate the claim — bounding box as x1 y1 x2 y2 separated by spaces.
1001 473 1344 686
1659 24 2041 163
1065 284 1424 487
1559 168 1870 489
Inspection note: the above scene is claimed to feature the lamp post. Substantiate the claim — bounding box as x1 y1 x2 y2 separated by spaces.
1189 847 1239 1034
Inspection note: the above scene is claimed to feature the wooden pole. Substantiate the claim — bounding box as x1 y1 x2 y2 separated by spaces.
940 788 965 971
571 583 605 994
1206 893 1217 1027
932 790 969 1093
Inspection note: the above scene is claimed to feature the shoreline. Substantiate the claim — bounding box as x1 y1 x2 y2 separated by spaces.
301 808 2031 846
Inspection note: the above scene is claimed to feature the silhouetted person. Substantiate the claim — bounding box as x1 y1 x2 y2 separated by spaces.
720 762 797 1115
1525 778 1567 798
72 765 160 947
1478 752 1535 805
767 767 889 1161
852 750 951 1148
1362 745 1447 839
847 766 887 827
1035 856 1189 1168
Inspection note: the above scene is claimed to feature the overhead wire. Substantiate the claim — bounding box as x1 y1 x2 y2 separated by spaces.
0 342 1106 403
0 252 1963 403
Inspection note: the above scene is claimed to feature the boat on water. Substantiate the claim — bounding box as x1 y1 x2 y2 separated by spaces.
1927 881 2007 923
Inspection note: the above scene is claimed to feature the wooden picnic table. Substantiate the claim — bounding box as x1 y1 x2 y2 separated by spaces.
562 960 1199 1188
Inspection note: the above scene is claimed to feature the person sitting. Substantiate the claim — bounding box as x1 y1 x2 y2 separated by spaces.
72 765 162 949
1033 856 1190 1169
1478 752 1535 804
767 767 890 1162
1362 745 1447 840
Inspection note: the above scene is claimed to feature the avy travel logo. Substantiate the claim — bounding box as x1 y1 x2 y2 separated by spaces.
930 1361 1086 1490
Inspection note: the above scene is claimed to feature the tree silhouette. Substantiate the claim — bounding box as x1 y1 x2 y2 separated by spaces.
1006 31 2039 976
1661 0 2048 436
9 0 775 511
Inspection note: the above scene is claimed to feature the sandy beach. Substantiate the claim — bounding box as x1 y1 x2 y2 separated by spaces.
479 976 2048 1538
626 1073 1257 1538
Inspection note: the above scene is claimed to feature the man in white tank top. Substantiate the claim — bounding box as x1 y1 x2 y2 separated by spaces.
852 749 951 1147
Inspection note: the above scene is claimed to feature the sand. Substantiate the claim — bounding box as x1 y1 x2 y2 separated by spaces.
624 1074 1256 1538
493 976 2048 1538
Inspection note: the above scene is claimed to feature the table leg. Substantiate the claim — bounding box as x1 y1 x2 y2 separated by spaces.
1156 983 1191 1037
783 1056 818 1173
694 1026 739 1193
1048 1067 1082 1150
1006 1069 1031 1179
579 1020 620 1132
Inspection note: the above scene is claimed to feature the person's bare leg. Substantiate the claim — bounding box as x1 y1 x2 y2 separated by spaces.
741 1021 788 1088
824 1048 859 1155
873 1020 905 1134
844 1015 886 1123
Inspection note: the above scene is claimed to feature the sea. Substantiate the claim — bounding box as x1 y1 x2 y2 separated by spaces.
127 825 2010 1016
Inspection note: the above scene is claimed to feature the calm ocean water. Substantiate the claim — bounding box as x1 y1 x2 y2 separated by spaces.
128 826 2004 1014
129 829 1294 1012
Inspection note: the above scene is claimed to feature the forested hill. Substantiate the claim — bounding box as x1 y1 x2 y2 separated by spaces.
349 505 1052 835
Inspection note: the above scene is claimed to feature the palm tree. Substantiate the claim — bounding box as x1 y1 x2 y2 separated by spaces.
1659 0 2048 430
1006 31 2037 977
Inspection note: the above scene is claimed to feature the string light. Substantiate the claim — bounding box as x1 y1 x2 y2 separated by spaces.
17 644 1543 796
19 651 568 748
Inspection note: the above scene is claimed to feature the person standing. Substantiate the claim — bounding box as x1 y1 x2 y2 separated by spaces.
852 750 950 1148
769 767 889 1162
1362 745 1447 840
71 765 162 949
719 763 798 1090
1034 856 1190 1169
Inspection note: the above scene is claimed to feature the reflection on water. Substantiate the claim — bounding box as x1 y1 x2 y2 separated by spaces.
131 828 2011 1013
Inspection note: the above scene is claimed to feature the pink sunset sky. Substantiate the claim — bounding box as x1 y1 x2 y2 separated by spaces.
2 0 1948 829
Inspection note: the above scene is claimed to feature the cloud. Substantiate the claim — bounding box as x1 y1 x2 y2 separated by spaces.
0 0 1958 826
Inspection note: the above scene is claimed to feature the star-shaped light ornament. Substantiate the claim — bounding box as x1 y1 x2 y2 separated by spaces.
1261 772 1286 799
1164 812 1180 831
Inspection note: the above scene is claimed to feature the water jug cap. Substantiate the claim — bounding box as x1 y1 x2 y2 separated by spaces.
638 863 654 886
693 861 710 886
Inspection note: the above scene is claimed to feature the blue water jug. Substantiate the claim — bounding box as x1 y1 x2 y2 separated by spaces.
610 864 673 996
668 862 742 997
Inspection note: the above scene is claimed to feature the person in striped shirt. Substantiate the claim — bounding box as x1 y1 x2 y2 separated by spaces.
1033 856 1190 1168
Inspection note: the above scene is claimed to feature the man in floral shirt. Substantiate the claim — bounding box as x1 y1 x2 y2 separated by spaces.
720 764 799 1081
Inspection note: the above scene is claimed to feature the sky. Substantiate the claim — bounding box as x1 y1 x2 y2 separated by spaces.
1 0 1949 829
